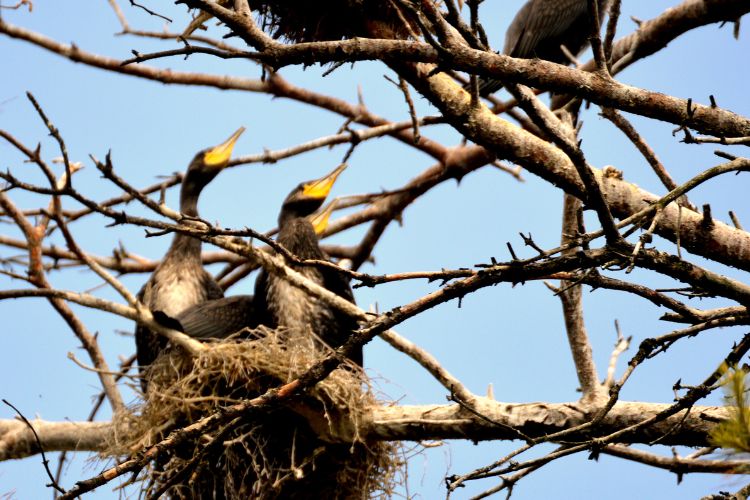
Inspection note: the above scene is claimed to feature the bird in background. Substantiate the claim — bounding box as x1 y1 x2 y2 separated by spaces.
254 163 363 366
471 0 610 96
135 127 245 391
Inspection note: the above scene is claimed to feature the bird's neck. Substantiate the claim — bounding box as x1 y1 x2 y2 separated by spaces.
164 232 202 261
277 217 325 260
179 186 201 218
164 184 204 259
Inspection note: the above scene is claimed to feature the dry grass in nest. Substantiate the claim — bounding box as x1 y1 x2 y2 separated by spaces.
108 327 402 499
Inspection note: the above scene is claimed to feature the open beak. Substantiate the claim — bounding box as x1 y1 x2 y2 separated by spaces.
309 199 338 235
302 163 347 200
203 126 246 167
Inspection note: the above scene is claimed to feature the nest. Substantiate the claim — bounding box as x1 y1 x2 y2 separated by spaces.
109 327 401 499
246 0 422 42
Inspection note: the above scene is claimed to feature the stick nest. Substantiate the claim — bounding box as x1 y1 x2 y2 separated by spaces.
246 0 421 42
108 327 402 499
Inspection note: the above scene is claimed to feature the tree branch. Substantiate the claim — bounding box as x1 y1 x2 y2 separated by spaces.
0 399 730 462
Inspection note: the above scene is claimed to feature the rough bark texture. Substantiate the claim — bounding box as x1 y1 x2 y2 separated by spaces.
0 400 728 461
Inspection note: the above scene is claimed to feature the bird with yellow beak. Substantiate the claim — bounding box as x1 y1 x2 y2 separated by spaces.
254 163 363 366
135 127 245 391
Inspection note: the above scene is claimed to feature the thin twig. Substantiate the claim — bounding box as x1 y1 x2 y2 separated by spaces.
2 399 66 494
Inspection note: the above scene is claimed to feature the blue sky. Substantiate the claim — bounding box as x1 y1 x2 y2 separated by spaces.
1 1 749 498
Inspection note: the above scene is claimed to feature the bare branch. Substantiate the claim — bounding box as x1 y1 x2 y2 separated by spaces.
558 194 603 401
0 399 730 462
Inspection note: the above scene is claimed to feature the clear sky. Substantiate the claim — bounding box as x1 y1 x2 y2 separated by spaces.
1 1 749 498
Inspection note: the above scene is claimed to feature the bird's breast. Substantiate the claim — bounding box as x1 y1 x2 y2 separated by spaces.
266 268 335 332
146 267 213 317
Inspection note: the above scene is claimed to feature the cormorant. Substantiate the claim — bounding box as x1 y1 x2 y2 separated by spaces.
255 163 363 366
174 294 257 340
167 200 339 341
135 127 245 390
471 0 609 96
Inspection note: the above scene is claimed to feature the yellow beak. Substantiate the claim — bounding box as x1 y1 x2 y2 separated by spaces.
309 199 338 235
203 126 246 167
302 163 347 200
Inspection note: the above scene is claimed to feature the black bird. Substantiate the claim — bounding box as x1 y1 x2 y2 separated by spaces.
135 127 245 390
471 0 609 96
168 200 340 342
173 295 258 340
254 163 363 366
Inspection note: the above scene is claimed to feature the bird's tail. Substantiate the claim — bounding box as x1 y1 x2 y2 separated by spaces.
463 77 504 97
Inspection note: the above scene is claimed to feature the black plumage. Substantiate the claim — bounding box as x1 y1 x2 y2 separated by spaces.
472 0 609 96
254 163 363 366
174 295 258 340
135 127 245 391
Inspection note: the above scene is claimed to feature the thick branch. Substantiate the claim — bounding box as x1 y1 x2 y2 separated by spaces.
559 195 603 400
0 399 729 461
595 0 750 76
365 399 726 446
387 61 750 271
0 420 111 461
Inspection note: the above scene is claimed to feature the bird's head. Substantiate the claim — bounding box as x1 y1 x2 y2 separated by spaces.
308 199 338 236
279 163 347 223
184 127 245 188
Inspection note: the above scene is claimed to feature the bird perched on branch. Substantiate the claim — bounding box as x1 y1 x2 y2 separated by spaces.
170 205 341 339
172 204 339 341
254 163 363 366
165 166 357 358
135 127 245 391
471 0 610 96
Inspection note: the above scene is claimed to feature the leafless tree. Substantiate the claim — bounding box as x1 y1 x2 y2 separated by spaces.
1 1 750 498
